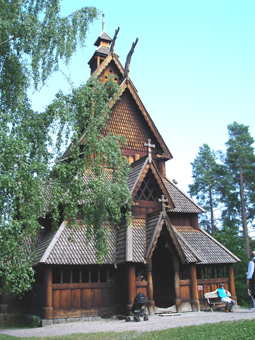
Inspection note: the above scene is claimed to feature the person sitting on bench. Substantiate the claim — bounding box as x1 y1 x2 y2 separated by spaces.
212 283 235 312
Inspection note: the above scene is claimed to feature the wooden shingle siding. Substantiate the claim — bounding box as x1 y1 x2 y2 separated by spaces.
132 219 146 262
108 90 161 156
116 220 126 264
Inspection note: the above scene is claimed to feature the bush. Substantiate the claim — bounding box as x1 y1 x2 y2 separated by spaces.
23 314 41 328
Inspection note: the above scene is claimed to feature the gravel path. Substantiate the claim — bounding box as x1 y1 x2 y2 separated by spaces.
1 307 255 338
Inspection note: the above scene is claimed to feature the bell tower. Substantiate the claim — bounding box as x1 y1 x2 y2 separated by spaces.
88 14 112 74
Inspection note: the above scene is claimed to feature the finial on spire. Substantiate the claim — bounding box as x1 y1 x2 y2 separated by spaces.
102 14 105 31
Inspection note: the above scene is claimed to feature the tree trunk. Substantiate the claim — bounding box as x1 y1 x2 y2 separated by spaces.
239 162 250 258
209 188 214 236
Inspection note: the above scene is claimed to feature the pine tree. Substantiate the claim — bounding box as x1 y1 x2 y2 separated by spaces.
188 144 221 235
225 122 255 258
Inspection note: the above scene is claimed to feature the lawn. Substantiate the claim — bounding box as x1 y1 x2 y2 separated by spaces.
0 319 255 340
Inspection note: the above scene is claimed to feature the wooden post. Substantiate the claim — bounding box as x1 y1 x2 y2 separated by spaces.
126 263 136 316
146 259 155 315
157 160 166 178
227 265 237 302
42 267 53 319
173 257 181 312
190 264 200 311
190 214 199 230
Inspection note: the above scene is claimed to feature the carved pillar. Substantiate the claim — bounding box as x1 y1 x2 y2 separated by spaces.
190 264 200 311
42 267 53 319
173 257 181 312
126 263 136 316
228 265 237 302
146 259 155 315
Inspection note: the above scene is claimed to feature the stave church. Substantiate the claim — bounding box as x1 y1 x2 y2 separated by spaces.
0 17 240 321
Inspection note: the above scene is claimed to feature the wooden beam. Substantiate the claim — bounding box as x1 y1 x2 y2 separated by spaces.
146 259 155 315
227 265 237 302
189 264 200 312
173 257 181 312
43 267 53 319
126 263 136 316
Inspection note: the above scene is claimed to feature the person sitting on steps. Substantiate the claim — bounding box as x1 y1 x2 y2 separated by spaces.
212 283 235 312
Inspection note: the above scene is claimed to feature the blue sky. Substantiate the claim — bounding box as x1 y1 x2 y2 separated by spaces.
30 0 255 194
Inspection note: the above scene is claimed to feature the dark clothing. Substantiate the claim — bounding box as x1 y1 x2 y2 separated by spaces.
249 259 255 299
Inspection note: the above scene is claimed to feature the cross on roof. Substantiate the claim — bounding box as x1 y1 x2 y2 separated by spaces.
144 139 155 163
159 194 168 213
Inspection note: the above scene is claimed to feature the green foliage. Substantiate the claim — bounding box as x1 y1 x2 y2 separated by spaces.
225 122 255 225
0 1 98 110
214 223 248 305
189 123 255 241
45 76 132 263
0 2 132 296
188 143 222 235
0 74 132 296
189 122 255 304
22 314 41 328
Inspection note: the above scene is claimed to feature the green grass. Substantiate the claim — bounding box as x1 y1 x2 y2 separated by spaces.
1 319 255 340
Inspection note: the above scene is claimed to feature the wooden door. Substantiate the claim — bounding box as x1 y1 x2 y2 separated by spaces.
152 234 175 307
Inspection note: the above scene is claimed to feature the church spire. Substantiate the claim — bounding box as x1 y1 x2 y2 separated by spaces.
88 14 112 74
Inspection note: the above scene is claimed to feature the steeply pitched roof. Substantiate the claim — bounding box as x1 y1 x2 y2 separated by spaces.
163 177 204 214
145 210 188 263
127 156 147 192
109 78 172 160
127 157 174 207
173 226 240 264
34 221 117 266
94 31 112 46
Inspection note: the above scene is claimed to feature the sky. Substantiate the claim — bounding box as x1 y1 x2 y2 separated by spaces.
30 0 255 194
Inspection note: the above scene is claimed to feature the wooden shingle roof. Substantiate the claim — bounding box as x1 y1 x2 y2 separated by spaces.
163 177 204 214
173 226 240 264
34 221 117 265
33 220 240 266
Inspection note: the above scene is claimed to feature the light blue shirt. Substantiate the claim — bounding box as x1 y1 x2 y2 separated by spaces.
247 257 255 280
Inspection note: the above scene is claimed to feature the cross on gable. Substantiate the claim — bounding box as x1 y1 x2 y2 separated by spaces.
144 139 155 163
159 194 168 214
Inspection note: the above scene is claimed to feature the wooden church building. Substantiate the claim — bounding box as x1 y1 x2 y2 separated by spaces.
1 20 240 320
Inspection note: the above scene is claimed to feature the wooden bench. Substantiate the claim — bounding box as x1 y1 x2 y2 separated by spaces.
204 291 231 312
